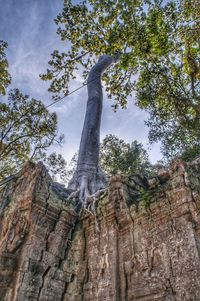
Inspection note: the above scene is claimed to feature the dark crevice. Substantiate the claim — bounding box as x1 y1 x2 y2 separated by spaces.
124 266 128 301
36 265 51 301
61 281 69 301
45 209 62 252
57 217 79 270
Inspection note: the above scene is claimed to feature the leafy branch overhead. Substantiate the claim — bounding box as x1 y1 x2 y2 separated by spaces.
0 89 65 180
41 0 200 157
100 134 153 176
0 41 11 95
0 41 67 181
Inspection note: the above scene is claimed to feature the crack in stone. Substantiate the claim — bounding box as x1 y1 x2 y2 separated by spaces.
36 265 51 301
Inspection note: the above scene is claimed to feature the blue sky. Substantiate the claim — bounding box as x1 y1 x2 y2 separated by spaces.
0 0 162 164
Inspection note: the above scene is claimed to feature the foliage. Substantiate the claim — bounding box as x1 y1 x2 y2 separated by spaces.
0 41 11 95
139 186 152 208
42 0 200 158
179 144 200 162
100 134 153 176
65 152 78 180
136 0 200 158
42 152 68 182
0 88 65 180
0 42 68 182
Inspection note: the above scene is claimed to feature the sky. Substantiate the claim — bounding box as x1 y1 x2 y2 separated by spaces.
0 0 162 164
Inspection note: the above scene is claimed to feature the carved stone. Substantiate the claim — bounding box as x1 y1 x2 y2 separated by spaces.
1 159 200 300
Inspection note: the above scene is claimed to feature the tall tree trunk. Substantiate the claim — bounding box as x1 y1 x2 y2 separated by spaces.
68 55 118 205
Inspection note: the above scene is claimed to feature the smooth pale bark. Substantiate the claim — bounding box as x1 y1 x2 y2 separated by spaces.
68 55 118 204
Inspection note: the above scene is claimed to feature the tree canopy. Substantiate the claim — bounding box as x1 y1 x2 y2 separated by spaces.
0 89 65 180
0 43 68 181
0 41 11 95
100 134 153 176
42 0 200 158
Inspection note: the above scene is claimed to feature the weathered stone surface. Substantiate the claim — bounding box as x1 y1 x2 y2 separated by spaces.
1 159 200 300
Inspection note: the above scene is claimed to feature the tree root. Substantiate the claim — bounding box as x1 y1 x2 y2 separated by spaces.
67 187 107 210
67 166 108 233
67 166 107 204
67 186 107 232
87 188 107 232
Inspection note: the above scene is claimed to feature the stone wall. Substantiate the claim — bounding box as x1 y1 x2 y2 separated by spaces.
1 159 200 300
